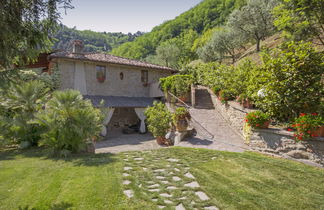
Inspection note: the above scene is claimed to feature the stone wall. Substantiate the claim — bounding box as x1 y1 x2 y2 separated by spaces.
58 59 171 97
244 126 324 165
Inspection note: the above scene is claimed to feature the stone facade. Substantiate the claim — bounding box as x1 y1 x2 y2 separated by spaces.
57 59 171 97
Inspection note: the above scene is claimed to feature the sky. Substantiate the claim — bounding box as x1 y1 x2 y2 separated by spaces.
59 0 202 33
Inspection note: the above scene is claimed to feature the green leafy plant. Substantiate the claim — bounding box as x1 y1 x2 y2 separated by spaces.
0 80 50 146
35 90 102 153
291 113 324 141
145 102 172 138
245 111 270 129
255 41 324 122
160 75 193 97
172 107 191 124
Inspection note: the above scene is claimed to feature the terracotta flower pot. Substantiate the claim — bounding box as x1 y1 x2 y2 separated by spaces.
312 126 324 137
176 119 188 132
260 121 270 129
242 99 253 109
156 136 166 145
97 77 105 83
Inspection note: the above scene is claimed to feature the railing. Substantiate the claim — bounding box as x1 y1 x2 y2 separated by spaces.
167 91 214 141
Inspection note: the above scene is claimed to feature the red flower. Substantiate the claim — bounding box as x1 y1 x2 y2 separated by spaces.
292 124 296 127
300 113 306 116
296 124 301 127
307 130 311 134
311 134 317 137
298 136 303 140
311 113 318 116
245 119 248 122
287 128 293 131
256 124 260 127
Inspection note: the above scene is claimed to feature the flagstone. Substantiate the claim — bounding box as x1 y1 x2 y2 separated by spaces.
123 190 134 198
176 203 186 210
184 172 195 179
123 180 131 185
184 181 200 188
195 191 209 201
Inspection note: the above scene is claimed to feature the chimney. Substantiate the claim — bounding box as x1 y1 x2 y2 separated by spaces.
71 40 84 53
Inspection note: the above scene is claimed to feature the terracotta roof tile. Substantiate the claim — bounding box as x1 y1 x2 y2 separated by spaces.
49 52 177 72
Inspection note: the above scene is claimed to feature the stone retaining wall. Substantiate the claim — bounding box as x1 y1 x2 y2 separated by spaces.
199 86 324 165
244 125 324 165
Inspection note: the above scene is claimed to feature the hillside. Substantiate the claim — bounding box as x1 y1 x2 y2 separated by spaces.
53 24 144 53
111 0 247 61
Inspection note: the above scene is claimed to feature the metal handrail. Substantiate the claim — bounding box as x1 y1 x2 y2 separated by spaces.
167 91 215 140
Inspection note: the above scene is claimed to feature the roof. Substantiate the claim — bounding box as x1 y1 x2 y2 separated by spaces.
84 95 157 108
49 51 177 72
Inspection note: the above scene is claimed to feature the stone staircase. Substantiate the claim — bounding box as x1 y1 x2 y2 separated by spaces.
177 87 248 152
194 88 214 109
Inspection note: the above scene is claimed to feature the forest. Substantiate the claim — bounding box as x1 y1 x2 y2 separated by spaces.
53 24 144 52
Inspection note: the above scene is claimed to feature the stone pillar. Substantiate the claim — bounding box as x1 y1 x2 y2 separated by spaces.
191 84 196 107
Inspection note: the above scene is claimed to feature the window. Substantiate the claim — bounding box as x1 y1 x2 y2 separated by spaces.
96 65 106 83
141 70 148 83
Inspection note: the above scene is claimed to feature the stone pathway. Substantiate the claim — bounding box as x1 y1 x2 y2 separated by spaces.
121 151 219 209
178 88 248 153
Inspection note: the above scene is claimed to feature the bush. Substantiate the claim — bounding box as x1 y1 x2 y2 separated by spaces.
0 80 49 146
255 41 324 121
172 107 190 124
245 111 270 129
35 90 102 153
291 113 324 141
145 102 172 138
160 75 193 97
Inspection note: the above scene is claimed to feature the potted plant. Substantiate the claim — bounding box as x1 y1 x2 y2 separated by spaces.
238 93 253 109
291 113 324 141
172 107 191 132
145 102 172 145
245 111 270 129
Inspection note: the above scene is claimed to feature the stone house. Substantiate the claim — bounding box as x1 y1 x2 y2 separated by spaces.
49 41 176 135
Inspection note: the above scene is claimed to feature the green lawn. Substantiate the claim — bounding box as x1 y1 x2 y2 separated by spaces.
0 147 323 210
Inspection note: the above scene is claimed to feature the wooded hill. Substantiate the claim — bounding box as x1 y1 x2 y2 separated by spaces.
53 24 144 52
111 0 247 61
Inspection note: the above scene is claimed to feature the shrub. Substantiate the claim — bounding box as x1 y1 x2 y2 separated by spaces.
255 41 324 121
145 102 172 138
245 111 270 129
0 80 49 146
291 113 324 141
35 90 102 153
172 107 190 124
160 75 193 97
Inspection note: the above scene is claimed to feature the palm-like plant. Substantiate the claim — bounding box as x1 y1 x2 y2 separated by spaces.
0 80 49 146
35 90 102 153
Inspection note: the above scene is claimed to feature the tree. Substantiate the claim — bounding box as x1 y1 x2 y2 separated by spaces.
228 0 277 51
256 41 324 121
155 41 181 68
273 0 324 45
0 0 73 69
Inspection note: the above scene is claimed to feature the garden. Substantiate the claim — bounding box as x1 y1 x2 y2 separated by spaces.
178 41 324 141
0 68 103 155
1 147 324 209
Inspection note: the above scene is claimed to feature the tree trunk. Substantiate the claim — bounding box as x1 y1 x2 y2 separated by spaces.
256 39 261 52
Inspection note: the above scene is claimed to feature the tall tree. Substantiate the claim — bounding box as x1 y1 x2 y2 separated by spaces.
228 0 277 51
273 0 324 45
0 0 73 69
155 41 181 68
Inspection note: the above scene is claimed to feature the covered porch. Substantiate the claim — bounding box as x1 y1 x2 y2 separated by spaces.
85 95 160 137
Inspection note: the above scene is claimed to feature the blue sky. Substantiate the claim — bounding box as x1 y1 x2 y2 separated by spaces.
59 0 202 33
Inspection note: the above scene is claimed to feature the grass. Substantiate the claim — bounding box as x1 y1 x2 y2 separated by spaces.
0 147 323 210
